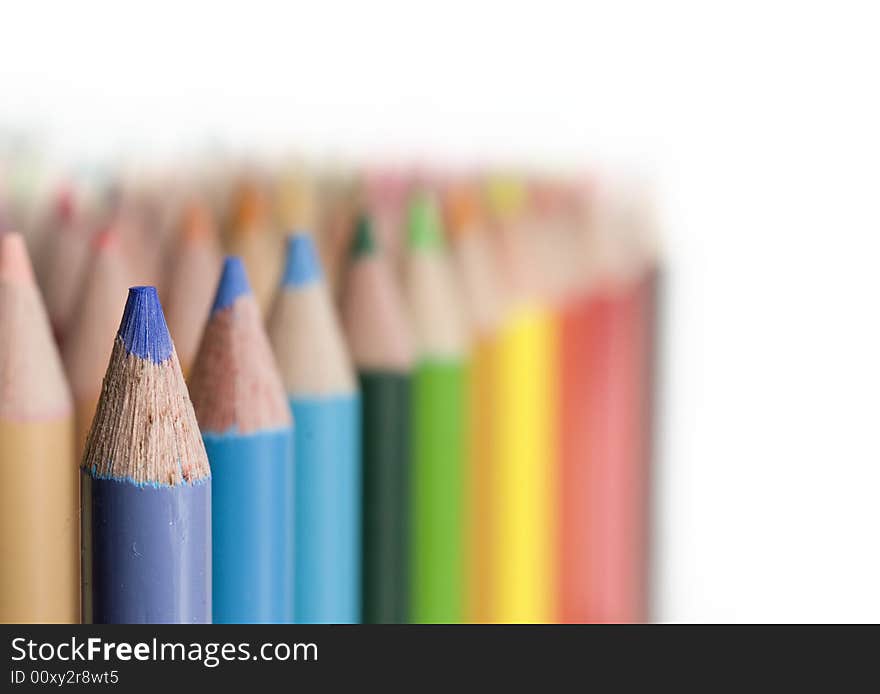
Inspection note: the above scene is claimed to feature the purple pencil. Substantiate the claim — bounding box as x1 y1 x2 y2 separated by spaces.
81 286 212 623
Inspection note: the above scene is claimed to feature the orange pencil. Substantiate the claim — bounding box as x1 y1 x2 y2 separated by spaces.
228 179 282 315
444 182 503 623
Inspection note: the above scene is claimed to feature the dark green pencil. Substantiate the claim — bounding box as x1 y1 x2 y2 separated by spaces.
341 215 414 623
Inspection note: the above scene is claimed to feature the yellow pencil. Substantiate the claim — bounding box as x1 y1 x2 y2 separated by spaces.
486 177 558 623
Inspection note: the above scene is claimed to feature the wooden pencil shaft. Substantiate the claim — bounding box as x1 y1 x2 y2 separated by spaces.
0 418 79 623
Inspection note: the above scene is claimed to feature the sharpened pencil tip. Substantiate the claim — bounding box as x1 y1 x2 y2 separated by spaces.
281 233 322 287
445 184 482 239
350 215 377 258
212 256 252 314
407 192 445 251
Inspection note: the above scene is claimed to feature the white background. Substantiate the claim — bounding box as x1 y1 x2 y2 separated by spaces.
3 0 879 622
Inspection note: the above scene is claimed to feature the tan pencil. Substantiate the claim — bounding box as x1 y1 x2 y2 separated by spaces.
0 232 79 623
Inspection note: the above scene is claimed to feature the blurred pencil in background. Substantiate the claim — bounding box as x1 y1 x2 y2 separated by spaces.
269 234 361 624
315 171 358 300
362 168 408 279
342 214 414 624
561 182 657 623
276 166 317 235
0 232 78 623
405 191 469 624
164 198 223 377
228 178 281 315
62 226 130 456
38 188 94 343
444 181 503 624
556 179 603 623
486 176 558 624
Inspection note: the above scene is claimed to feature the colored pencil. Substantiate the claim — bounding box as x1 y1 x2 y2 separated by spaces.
39 194 93 343
228 180 282 315
163 199 223 377
362 168 408 279
117 188 170 291
31 185 75 287
487 178 558 623
404 191 468 623
444 183 504 623
341 214 414 624
0 201 9 235
268 233 361 623
276 166 316 233
555 181 601 623
571 188 654 622
622 188 662 622
315 172 357 300
639 262 662 620
62 226 130 457
81 286 211 624
190 256 295 624
0 232 79 623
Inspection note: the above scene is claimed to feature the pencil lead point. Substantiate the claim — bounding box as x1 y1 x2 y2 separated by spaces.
117 286 173 363
211 256 252 314
351 214 377 258
281 233 322 287
407 191 444 251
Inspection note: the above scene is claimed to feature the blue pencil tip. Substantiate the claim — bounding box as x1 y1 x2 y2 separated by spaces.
281 233 322 288
211 256 252 314
117 286 174 363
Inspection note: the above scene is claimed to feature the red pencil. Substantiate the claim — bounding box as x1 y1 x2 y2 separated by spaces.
558 181 656 623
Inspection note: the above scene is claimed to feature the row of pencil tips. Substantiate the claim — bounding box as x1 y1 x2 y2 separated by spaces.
0 161 660 624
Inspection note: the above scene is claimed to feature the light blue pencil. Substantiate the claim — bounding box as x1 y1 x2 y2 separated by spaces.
268 233 361 624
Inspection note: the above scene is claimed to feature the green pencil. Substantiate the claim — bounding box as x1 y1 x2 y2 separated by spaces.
342 214 414 624
404 192 469 623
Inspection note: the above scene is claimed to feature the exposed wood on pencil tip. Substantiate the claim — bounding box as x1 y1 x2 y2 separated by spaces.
0 232 72 420
190 261 291 434
83 336 210 486
342 219 414 371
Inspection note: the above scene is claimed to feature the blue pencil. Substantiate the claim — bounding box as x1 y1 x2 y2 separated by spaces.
81 286 212 624
189 256 295 624
268 233 361 624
